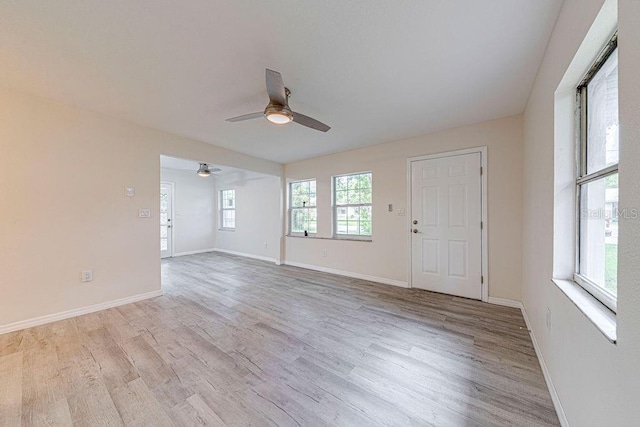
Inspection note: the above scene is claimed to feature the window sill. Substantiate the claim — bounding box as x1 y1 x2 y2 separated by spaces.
286 234 372 242
218 228 235 232
552 278 617 343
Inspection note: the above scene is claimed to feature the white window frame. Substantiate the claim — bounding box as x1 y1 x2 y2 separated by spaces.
219 189 236 231
574 34 618 313
332 171 373 240
288 179 317 236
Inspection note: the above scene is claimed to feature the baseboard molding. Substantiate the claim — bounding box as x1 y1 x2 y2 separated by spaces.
284 261 409 288
487 296 523 309
520 303 569 427
213 248 279 264
172 248 216 257
0 290 163 336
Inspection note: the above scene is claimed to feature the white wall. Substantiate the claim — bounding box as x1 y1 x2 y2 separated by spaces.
522 0 640 424
0 88 281 330
215 173 282 263
284 115 523 300
160 168 216 255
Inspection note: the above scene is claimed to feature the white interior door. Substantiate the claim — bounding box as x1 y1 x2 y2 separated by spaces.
410 152 483 299
160 182 173 258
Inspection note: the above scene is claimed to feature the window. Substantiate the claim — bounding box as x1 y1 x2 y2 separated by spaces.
576 36 618 312
289 180 317 235
333 172 372 239
219 189 236 230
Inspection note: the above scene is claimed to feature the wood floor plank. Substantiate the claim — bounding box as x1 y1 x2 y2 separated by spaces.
0 351 22 426
2 252 559 426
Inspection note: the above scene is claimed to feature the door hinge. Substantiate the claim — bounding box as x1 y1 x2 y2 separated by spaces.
481 275 484 284
480 221 483 230
480 166 483 175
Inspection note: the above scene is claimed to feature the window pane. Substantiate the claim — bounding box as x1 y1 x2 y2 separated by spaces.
359 206 372 222
291 180 316 207
335 176 348 192
347 175 359 191
308 208 317 233
359 173 372 189
580 173 618 296
223 210 235 228
587 49 619 174
291 207 317 234
347 190 361 204
359 221 372 236
222 190 235 208
361 187 372 203
292 209 305 233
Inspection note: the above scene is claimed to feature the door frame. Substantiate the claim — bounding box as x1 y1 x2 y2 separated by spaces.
160 181 175 258
406 146 488 302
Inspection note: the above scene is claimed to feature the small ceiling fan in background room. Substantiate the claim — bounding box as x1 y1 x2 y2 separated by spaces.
226 69 331 132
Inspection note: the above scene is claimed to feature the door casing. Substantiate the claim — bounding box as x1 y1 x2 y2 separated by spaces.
160 181 175 258
407 147 488 301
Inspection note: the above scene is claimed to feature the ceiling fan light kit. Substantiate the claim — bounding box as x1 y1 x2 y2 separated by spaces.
226 69 330 132
264 104 293 124
197 163 211 177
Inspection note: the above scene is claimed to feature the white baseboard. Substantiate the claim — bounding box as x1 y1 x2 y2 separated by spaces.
213 248 279 264
487 296 524 309
520 304 569 427
283 261 409 288
0 290 163 336
172 248 216 257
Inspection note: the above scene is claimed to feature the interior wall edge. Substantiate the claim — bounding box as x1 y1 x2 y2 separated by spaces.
521 300 570 427
0 290 163 336
283 260 409 288
213 248 279 264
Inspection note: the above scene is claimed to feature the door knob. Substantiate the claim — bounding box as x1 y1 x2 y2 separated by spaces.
413 220 418 225
412 228 419 233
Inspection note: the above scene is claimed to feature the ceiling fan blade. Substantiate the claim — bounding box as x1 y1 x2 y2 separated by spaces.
265 69 287 106
225 112 263 122
292 112 331 132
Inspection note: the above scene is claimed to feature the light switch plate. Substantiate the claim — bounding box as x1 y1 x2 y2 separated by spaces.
125 186 135 197
138 208 151 218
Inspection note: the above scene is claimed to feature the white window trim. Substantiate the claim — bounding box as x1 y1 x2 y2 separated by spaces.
288 179 317 236
332 171 373 240
574 34 618 313
219 189 236 231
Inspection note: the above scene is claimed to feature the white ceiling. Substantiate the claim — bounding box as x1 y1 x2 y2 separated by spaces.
160 155 270 182
0 1 562 164
161 156 224 174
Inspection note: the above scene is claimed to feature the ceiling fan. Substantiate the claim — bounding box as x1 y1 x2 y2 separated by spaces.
225 69 330 132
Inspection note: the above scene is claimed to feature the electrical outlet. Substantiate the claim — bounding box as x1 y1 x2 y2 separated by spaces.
81 270 93 283
546 307 552 331
397 208 405 216
138 208 151 218
321 249 328 258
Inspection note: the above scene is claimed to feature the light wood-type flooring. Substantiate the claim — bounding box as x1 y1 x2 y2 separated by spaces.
0 252 559 426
